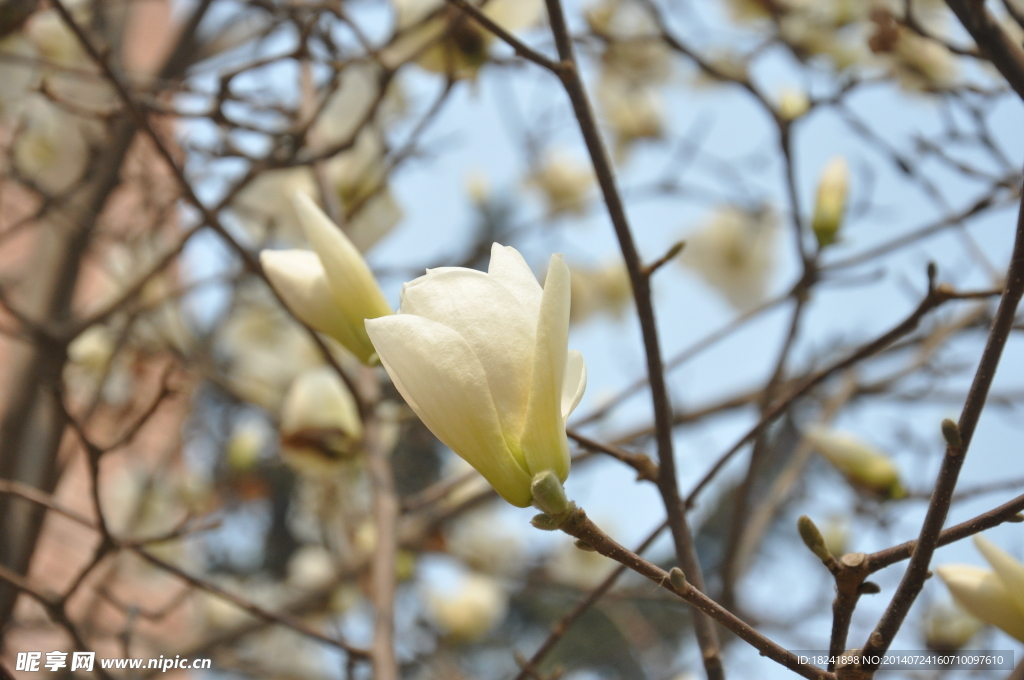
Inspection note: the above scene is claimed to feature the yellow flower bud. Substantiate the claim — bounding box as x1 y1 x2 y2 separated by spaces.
778 87 810 121
811 157 849 248
804 426 906 500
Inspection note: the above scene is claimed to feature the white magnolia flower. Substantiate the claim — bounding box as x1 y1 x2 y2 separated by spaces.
597 74 663 159
447 509 527 577
812 156 849 248
365 244 587 507
260 194 393 365
383 0 543 78
321 130 403 253
527 151 595 217
804 426 906 500
936 535 1024 642
216 290 323 411
279 365 363 472
0 34 39 118
13 95 90 195
679 206 778 312
569 261 632 324
287 545 337 591
425 572 509 641
548 537 618 590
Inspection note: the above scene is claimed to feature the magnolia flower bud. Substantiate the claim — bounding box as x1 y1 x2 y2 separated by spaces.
279 366 363 472
804 426 906 500
383 0 543 78
811 157 849 248
678 206 778 312
260 194 392 364
924 602 982 651
936 536 1024 642
365 244 587 507
425 572 509 641
527 151 594 217
778 87 810 121
798 515 832 563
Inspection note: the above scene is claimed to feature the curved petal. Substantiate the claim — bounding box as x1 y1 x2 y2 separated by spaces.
561 349 587 422
975 536 1024 618
937 564 1024 642
520 253 571 480
293 194 392 363
365 314 533 507
400 268 535 457
260 249 365 354
487 243 542 318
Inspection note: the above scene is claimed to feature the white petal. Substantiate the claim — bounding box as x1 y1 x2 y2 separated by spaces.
937 564 1024 642
399 268 535 458
561 350 587 422
487 243 542 318
260 249 365 353
975 536 1024 618
293 194 392 362
484 0 544 32
365 314 533 507
520 254 571 480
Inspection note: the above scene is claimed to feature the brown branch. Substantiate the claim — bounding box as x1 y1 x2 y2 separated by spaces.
365 417 399 680
0 478 371 660
867 492 1024 573
567 429 659 483
858 179 1024 671
686 283 998 505
512 521 668 680
442 0 561 72
47 0 369 419
542 0 725 675
944 0 1024 100
553 508 834 680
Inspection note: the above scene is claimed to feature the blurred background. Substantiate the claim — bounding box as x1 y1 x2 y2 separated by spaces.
0 0 1023 678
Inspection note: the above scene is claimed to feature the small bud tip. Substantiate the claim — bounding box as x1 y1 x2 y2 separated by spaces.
668 567 687 591
798 515 832 562
941 419 962 450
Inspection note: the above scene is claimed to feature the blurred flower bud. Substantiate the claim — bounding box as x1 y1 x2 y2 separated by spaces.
569 260 632 324
425 572 509 641
383 0 543 79
279 366 363 472
804 426 906 500
287 545 336 591
526 152 594 217
226 421 267 473
778 87 810 121
465 170 490 207
924 601 983 651
548 536 617 589
678 206 778 312
811 156 849 249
